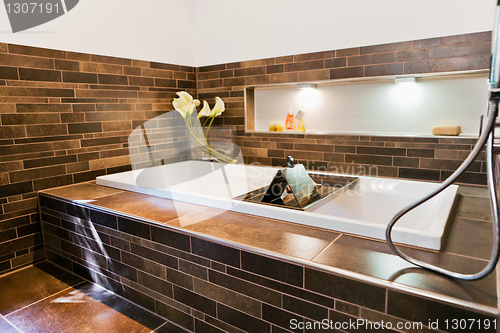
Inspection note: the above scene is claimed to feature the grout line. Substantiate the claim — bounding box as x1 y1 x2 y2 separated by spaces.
4 282 83 318
38 194 49 269
385 289 388 314
150 321 170 333
0 264 34 279
455 215 493 223
0 233 41 247
443 251 490 263
310 234 342 261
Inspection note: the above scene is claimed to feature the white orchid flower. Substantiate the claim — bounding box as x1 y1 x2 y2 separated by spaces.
198 100 211 118
172 91 200 117
177 91 193 104
211 97 225 117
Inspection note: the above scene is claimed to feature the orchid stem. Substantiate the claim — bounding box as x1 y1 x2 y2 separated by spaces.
203 116 211 127
183 115 235 164
204 117 215 160
204 116 215 143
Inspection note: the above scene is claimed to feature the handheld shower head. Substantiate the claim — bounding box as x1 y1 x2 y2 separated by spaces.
490 0 500 90
386 1 500 281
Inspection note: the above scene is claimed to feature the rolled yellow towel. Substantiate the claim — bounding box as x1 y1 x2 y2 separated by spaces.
431 125 462 136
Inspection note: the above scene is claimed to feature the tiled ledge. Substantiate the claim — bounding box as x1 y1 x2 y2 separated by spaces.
246 130 480 141
38 181 498 332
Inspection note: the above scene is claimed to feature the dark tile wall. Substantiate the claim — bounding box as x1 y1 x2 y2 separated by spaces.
0 44 196 275
236 133 487 184
196 31 491 184
39 194 497 333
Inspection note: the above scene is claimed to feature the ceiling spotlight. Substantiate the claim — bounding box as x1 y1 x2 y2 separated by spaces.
297 83 317 90
395 77 417 85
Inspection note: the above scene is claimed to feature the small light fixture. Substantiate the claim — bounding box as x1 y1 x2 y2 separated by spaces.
395 76 417 85
297 83 317 90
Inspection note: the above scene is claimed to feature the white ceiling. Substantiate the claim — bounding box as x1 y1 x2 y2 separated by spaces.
0 0 496 67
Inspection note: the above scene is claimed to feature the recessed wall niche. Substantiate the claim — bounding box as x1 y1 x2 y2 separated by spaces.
245 71 489 137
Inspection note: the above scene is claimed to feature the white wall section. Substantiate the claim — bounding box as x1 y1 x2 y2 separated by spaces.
0 0 197 66
193 0 496 66
0 0 496 66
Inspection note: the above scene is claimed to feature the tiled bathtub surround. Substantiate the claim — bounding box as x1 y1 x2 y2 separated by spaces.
0 44 196 275
39 183 497 333
0 31 492 275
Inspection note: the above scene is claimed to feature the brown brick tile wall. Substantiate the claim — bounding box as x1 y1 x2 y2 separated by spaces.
196 31 490 186
0 44 196 275
236 132 485 183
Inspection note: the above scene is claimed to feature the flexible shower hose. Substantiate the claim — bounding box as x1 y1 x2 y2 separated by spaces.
386 100 500 280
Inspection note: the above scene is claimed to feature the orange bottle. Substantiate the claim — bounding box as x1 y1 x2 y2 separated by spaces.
286 109 294 130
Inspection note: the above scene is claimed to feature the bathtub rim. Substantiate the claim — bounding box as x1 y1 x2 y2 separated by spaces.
95 161 460 250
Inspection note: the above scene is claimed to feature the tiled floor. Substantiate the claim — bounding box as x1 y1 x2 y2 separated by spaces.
0 261 191 333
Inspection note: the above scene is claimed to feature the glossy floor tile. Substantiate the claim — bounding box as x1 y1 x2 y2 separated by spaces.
0 261 83 315
0 317 18 333
0 261 189 333
6 283 163 333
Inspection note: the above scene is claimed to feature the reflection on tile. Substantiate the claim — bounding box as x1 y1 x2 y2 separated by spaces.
42 182 123 201
6 282 166 333
455 195 493 222
359 308 434 333
387 289 496 327
0 317 19 333
168 209 340 260
0 262 84 315
154 321 192 333
91 192 206 223
312 235 497 307
444 217 494 260
313 236 414 279
458 185 489 198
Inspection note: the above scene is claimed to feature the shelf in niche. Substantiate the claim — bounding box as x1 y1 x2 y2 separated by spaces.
246 129 479 139
244 70 489 138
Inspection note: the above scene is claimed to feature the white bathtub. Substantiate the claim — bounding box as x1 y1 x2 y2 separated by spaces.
96 161 459 250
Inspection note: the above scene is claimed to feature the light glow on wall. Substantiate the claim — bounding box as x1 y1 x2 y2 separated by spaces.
389 83 424 108
296 88 323 112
